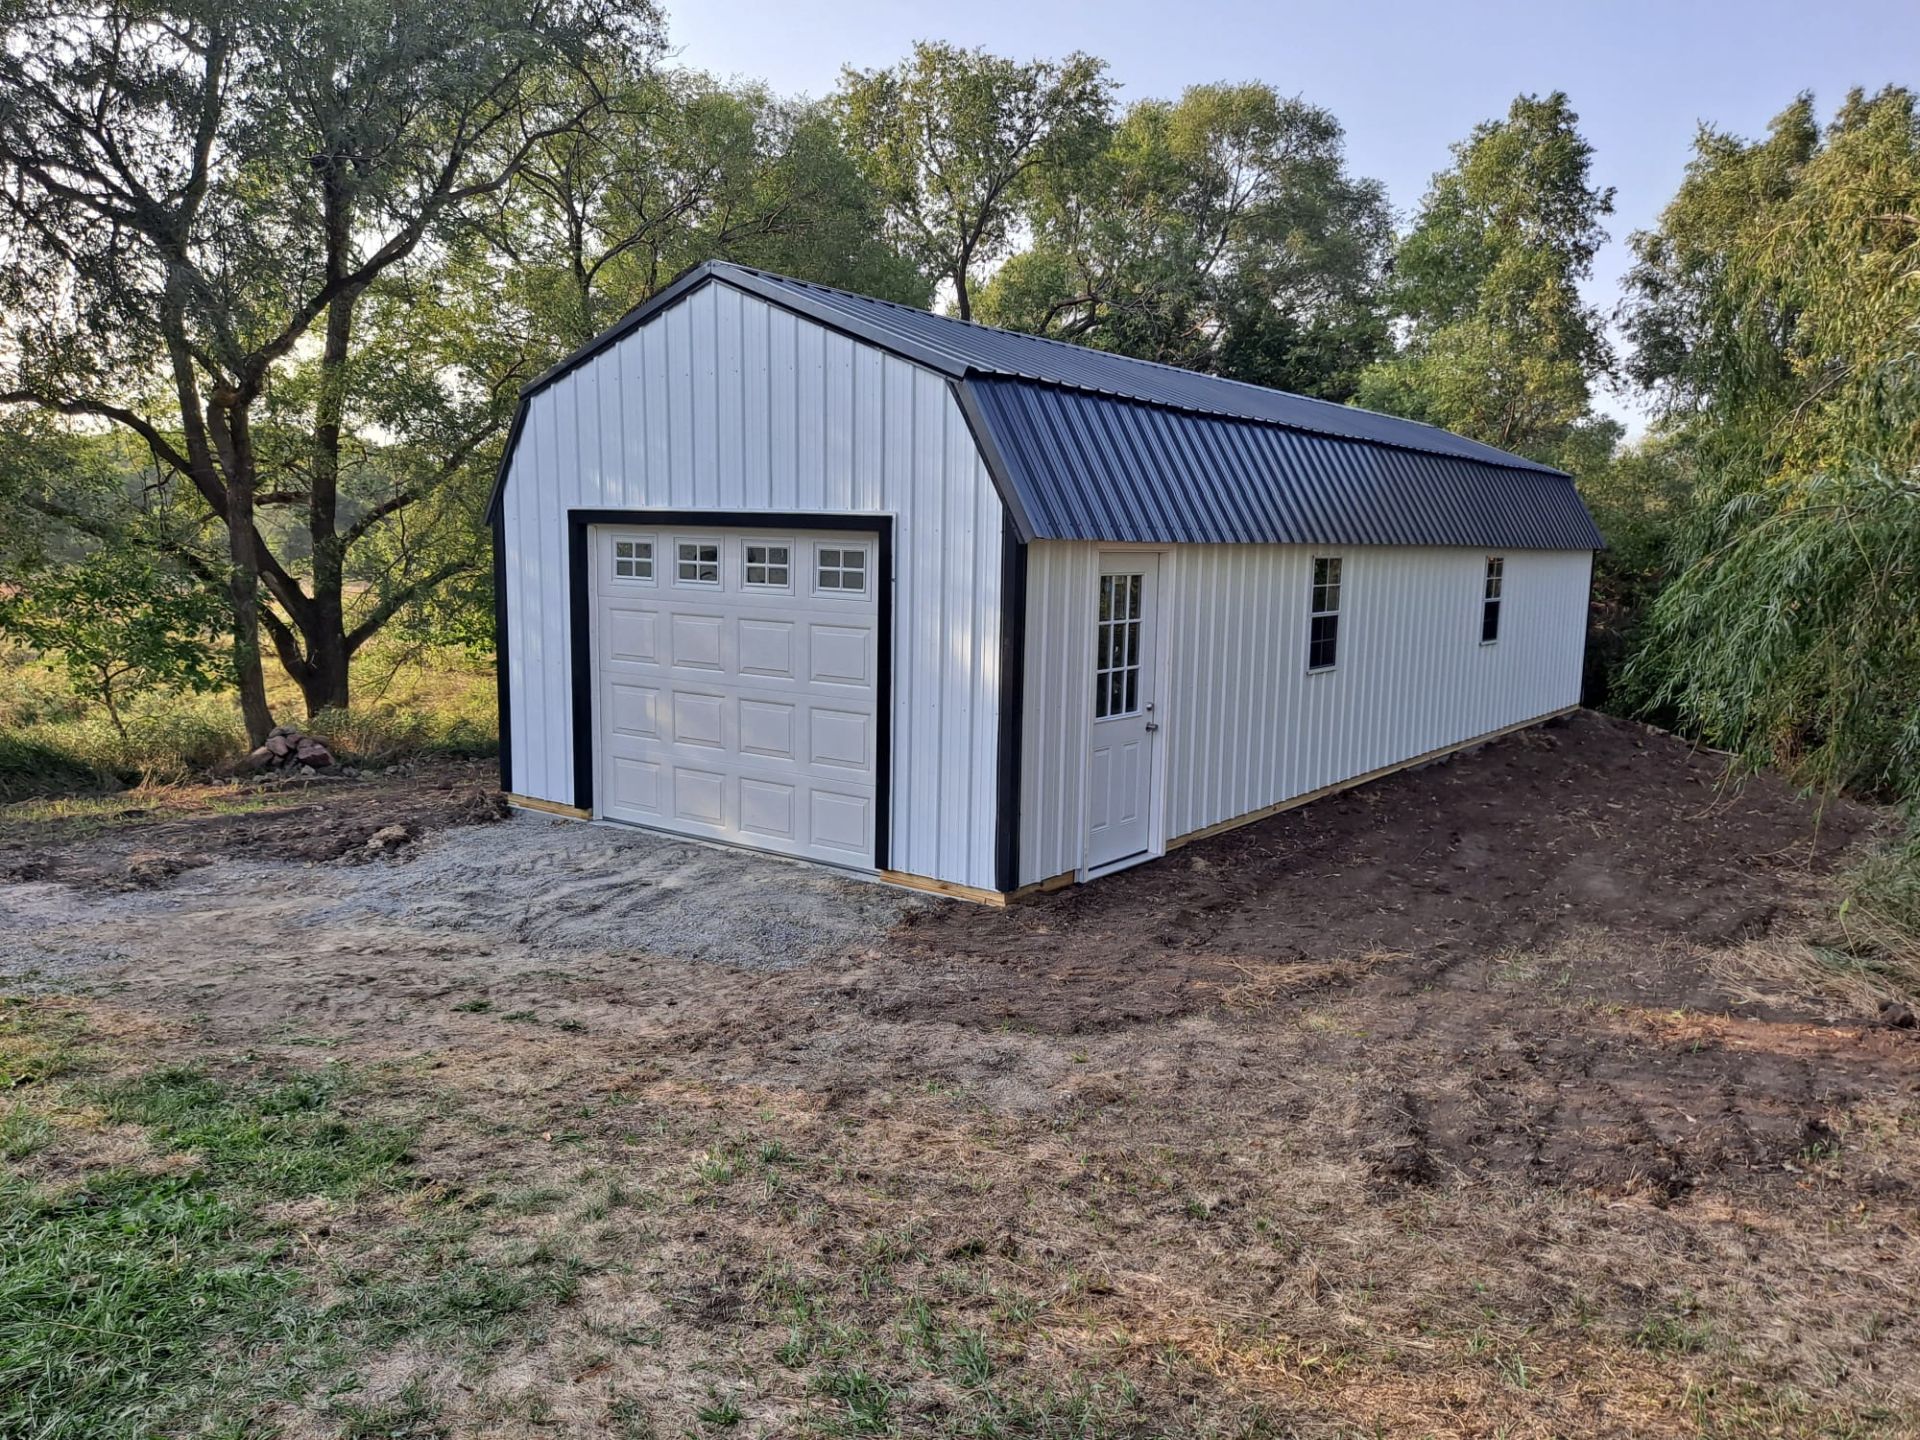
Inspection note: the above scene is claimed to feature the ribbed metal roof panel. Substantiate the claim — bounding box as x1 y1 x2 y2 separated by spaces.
965 379 1606 551
726 264 1570 479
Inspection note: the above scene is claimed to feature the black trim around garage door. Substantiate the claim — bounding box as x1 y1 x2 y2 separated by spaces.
564 508 895 872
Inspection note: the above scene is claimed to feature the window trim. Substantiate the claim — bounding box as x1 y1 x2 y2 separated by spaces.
1481 555 1504 646
1307 554 1343 673
741 537 795 592
610 534 657 585
672 535 722 587
812 540 871 599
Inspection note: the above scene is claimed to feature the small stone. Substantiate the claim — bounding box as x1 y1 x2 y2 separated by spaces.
366 823 414 852
1878 1000 1916 1029
267 735 292 757
297 763 315 776
296 740 333 767
246 745 275 770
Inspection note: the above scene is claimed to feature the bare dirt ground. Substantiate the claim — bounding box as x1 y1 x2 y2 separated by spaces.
4 711 1917 1438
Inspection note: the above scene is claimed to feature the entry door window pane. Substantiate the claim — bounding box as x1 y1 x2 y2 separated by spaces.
1094 572 1144 719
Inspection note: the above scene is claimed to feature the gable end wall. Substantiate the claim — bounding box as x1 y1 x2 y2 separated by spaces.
498 281 1006 890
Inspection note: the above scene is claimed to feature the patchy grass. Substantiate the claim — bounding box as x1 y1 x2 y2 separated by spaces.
0 1001 606 1439
1717 820 1920 1016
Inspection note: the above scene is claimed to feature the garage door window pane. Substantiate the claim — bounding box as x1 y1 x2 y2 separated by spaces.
614 539 653 580
745 543 789 587
816 546 867 594
677 542 719 584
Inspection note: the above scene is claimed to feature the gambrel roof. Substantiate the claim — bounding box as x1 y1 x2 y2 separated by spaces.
490 261 1605 552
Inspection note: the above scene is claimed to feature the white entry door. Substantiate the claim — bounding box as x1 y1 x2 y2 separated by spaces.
1084 555 1160 875
593 526 880 868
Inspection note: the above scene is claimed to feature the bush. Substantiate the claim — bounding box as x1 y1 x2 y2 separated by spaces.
1623 467 1920 805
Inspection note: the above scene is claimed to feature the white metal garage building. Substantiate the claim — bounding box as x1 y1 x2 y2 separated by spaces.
488 261 1602 901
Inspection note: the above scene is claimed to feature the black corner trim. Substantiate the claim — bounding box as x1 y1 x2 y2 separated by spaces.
563 508 895 872
492 509 513 794
994 512 1028 893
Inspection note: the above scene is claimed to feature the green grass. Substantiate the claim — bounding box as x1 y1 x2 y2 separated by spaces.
0 1058 414 1439
0 1000 618 1439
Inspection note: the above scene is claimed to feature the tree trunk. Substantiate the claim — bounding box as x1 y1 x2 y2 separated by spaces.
300 637 350 719
210 399 276 746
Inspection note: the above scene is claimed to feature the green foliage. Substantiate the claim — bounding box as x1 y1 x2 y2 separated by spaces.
1624 467 1920 802
1621 89 1920 801
978 82 1392 400
1575 438 1692 705
507 68 929 351
836 42 1114 319
1624 88 1920 485
0 545 224 738
1356 92 1615 463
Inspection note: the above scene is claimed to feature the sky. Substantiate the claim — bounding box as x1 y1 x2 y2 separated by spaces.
660 0 1914 435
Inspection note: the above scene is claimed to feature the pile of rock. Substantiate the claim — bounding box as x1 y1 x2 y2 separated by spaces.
244 723 338 776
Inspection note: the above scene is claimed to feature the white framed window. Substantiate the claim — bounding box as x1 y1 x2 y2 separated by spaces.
675 538 720 585
743 541 791 589
612 537 654 581
1481 556 1504 644
814 543 868 596
1307 556 1342 671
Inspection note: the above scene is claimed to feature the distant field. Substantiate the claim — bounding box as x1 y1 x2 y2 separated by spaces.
0 640 498 800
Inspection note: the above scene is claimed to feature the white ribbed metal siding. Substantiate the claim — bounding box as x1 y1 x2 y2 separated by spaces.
1018 543 1591 884
500 282 1005 889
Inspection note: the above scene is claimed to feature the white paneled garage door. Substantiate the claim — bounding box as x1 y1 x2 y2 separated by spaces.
592 525 881 868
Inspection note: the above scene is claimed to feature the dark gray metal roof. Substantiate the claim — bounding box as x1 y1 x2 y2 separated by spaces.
963 378 1606 550
491 260 1603 550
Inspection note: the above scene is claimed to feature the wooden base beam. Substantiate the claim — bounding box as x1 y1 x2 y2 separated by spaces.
878 869 1010 907
505 793 591 820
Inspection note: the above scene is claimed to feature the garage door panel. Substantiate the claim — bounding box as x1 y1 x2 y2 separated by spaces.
669 612 725 671
670 690 727 750
739 778 796 841
810 791 871 856
606 609 659 663
595 525 879 869
738 699 796 760
738 618 796 678
809 707 871 770
672 766 727 825
808 624 871 686
609 756 663 815
607 683 660 739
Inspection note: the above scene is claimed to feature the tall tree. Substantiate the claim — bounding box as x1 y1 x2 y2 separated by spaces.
500 68 926 350
1621 89 1920 800
1355 92 1615 462
976 82 1391 399
834 42 1112 320
0 0 658 743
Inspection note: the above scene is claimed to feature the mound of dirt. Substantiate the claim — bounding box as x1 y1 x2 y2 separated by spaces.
882 711 1878 1034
